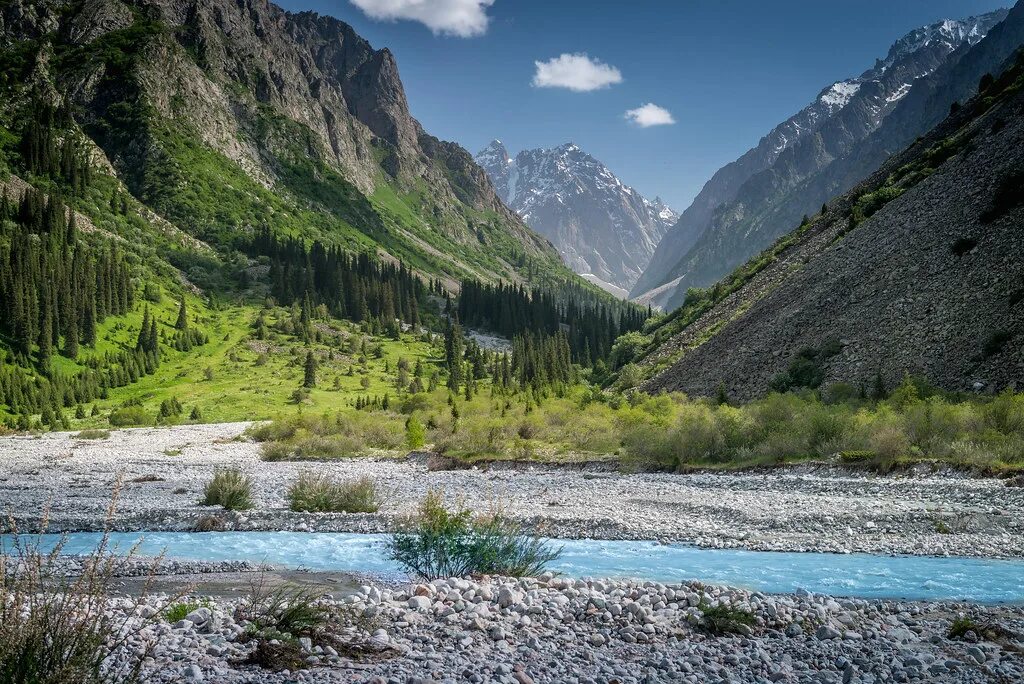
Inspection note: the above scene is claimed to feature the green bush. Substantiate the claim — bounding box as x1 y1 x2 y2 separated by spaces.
108 406 150 427
1 526 156 684
698 601 756 636
287 472 380 513
202 468 254 510
75 429 111 440
389 491 561 579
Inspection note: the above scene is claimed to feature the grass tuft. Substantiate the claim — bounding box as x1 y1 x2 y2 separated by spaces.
201 468 254 510
76 429 112 440
287 472 381 513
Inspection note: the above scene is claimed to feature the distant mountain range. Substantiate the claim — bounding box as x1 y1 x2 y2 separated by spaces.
476 141 677 297
632 10 1009 308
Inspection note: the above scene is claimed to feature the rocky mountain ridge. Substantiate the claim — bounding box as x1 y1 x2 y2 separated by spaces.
476 140 677 295
638 48 1024 400
632 9 1008 307
0 0 571 289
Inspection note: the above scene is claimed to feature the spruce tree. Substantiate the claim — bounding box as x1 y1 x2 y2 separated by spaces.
303 350 318 388
175 299 188 330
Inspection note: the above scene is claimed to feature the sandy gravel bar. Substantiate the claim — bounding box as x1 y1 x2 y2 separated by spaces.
1 423 1022 558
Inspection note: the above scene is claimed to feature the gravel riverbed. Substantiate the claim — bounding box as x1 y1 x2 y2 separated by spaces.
3 423 1024 682
1 423 1022 558
94 574 1024 683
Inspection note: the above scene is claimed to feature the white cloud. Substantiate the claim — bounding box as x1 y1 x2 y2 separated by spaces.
624 102 676 127
532 53 623 92
349 0 494 38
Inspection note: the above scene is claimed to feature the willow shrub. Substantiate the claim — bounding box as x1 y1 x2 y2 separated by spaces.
389 491 561 580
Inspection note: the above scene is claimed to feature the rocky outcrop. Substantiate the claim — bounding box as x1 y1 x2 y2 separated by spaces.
641 59 1024 400
476 140 677 294
633 10 1008 308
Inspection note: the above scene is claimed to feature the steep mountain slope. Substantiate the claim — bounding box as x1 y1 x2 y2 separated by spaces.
476 140 677 296
0 0 572 289
632 10 1007 308
637 51 1024 400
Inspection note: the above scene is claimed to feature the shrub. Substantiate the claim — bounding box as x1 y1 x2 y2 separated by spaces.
76 429 111 440
980 167 1024 223
982 330 1013 359
259 441 294 461
287 473 381 513
108 406 150 427
1 509 159 683
698 601 756 636
405 416 426 449
950 237 977 256
194 515 226 532
201 468 254 510
389 491 561 579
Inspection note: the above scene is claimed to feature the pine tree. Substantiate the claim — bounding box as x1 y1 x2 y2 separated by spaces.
175 299 188 330
303 350 318 388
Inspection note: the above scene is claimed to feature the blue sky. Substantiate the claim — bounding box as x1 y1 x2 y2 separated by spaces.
275 0 1009 210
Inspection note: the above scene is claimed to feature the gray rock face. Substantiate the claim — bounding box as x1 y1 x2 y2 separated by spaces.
641 60 1024 400
476 140 677 294
633 10 1007 307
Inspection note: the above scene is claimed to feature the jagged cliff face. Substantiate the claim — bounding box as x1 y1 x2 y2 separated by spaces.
0 0 563 286
633 10 1007 307
476 140 677 296
638 50 1024 400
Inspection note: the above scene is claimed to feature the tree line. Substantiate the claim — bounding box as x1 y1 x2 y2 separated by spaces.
456 279 649 367
0 189 133 368
248 228 433 331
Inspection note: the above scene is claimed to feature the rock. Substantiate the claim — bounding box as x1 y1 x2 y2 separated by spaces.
816 625 842 640
408 596 432 611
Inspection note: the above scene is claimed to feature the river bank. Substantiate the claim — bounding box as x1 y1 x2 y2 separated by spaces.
1 423 1022 558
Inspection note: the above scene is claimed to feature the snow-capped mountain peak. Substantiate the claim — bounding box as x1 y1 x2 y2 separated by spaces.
476 141 677 294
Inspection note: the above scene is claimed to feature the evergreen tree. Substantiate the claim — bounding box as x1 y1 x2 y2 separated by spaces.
175 299 189 330
303 350 318 388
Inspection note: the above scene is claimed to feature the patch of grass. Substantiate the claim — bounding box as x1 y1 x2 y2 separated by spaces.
164 599 212 623
389 490 562 580
948 615 1007 641
76 429 111 440
287 472 381 513
698 601 757 636
201 468 254 510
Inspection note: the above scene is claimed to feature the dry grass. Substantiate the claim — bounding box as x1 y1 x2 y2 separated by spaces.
201 468 254 510
287 472 381 513
0 485 172 683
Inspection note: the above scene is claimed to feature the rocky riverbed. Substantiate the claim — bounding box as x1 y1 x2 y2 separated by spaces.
94 573 1024 683
1 423 1022 557
4 423 1024 682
